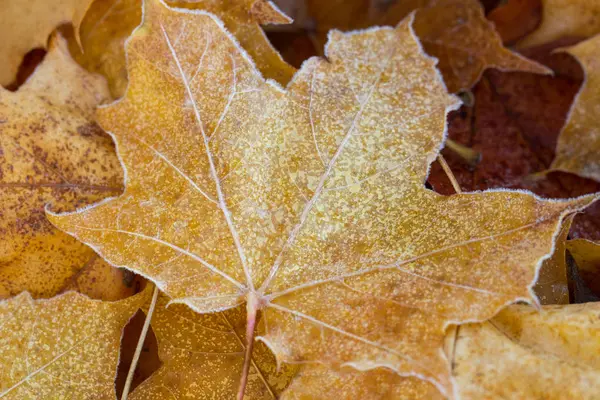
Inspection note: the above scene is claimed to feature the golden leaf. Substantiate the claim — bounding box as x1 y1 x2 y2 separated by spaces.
453 303 600 399
71 0 294 98
291 0 548 92
550 35 600 182
0 287 148 399
49 1 597 395
0 34 128 300
518 0 600 48
533 215 573 305
0 0 94 86
130 294 297 399
282 303 600 399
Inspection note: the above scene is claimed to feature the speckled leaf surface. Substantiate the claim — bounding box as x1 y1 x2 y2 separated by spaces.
0 0 94 86
70 0 294 98
130 294 297 399
286 0 549 92
0 287 148 399
518 0 600 48
0 34 130 300
551 35 600 182
453 303 600 399
49 1 597 396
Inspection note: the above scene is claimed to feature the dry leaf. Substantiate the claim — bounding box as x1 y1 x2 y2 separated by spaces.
518 0 600 48
411 0 549 92
567 238 600 297
533 215 573 304
0 287 148 399
49 1 597 395
0 34 127 300
454 303 600 399
130 294 297 399
551 35 600 182
0 0 94 86
282 0 549 92
71 0 294 98
486 0 542 44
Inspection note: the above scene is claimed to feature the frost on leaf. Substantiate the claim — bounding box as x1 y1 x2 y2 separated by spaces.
0 288 148 399
70 0 294 98
49 0 597 396
0 34 129 300
551 34 600 182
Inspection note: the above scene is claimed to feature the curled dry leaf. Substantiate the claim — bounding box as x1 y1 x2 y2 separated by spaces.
0 0 94 87
71 0 294 98
454 303 600 399
282 0 549 92
567 238 600 297
130 294 297 399
49 1 597 396
551 35 600 182
0 34 129 300
517 0 600 48
0 286 149 399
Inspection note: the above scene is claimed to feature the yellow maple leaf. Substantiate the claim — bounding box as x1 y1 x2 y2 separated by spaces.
518 0 600 48
0 287 148 399
550 35 600 182
49 1 597 396
0 0 95 87
129 294 297 399
69 0 294 98
0 34 134 300
286 0 549 92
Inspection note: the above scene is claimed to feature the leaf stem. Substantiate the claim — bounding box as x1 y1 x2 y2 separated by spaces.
438 154 462 194
121 284 159 400
445 139 480 167
237 292 259 400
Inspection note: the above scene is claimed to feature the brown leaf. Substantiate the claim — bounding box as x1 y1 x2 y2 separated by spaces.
49 2 597 396
551 35 600 182
517 0 600 48
0 287 148 398
0 0 94 86
486 0 542 44
69 0 294 98
0 34 128 300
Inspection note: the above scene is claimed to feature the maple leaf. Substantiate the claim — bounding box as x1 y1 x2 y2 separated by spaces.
0 0 95 87
453 303 600 399
0 287 148 399
279 0 549 92
49 1 597 396
69 0 294 98
567 238 600 298
550 35 600 182
129 294 297 399
517 0 600 48
0 34 133 300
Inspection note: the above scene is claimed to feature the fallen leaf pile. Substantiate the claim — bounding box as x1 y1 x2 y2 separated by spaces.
1 0 600 399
